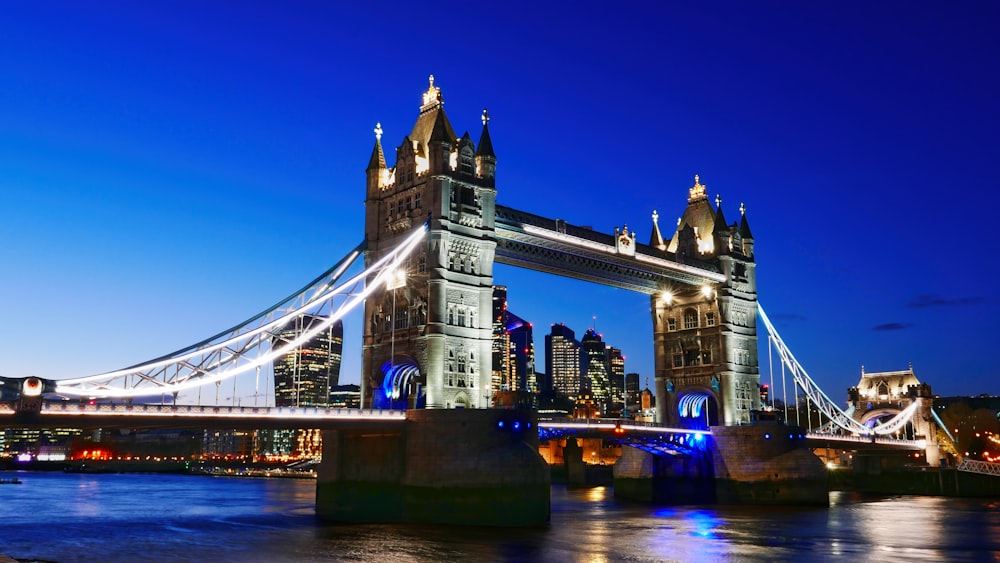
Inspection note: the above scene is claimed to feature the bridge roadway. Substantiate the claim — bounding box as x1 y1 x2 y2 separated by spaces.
0 402 925 452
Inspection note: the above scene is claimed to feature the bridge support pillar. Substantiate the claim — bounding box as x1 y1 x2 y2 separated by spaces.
316 409 549 526
613 445 716 504
710 425 828 504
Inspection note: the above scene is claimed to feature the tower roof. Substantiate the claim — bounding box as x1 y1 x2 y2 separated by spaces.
409 75 456 151
667 175 717 253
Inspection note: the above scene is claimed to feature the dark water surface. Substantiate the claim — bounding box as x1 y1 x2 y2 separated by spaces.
1 471 999 562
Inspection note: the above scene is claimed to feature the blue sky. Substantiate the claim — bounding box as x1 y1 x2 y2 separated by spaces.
1 2 997 402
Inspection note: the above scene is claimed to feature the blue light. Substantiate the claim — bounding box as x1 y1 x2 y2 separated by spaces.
693 433 703 442
513 421 521 431
764 433 771 439
498 420 505 429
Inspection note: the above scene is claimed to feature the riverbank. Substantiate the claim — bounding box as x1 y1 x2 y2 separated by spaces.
830 467 1000 497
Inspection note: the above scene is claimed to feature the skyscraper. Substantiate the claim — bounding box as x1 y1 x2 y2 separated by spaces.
506 311 535 393
272 315 343 407
259 314 343 460
545 324 581 398
491 286 512 395
581 328 611 411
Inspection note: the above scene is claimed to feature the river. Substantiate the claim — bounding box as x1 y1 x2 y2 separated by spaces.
1 471 998 562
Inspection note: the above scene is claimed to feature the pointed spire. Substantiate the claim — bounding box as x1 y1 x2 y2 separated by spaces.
713 194 729 234
367 122 386 171
476 108 495 158
739 202 754 239
649 209 666 250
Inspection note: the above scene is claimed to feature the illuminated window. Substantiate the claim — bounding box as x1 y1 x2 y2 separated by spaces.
684 309 698 329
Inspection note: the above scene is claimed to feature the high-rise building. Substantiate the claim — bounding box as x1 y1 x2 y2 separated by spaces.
581 329 611 411
258 314 343 460
507 311 535 392
606 347 626 414
491 286 512 394
272 315 344 407
546 324 581 398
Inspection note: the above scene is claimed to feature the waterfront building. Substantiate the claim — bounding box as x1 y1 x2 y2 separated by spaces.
546 324 581 399
607 347 625 415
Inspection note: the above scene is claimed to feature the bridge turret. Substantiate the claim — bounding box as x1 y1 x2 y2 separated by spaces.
712 195 732 256
366 122 388 197
475 109 496 186
739 203 754 258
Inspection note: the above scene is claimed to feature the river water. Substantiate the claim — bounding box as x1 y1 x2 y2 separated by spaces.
1 471 998 562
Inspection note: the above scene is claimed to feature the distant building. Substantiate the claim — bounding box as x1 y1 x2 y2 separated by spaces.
272 315 344 407
546 324 581 398
581 329 611 412
256 314 343 460
491 286 512 395
506 311 535 393
330 384 361 409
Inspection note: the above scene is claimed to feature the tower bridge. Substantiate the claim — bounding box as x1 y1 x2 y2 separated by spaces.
0 76 957 525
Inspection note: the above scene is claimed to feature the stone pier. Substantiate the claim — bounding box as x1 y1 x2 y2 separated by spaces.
613 425 828 505
316 409 549 526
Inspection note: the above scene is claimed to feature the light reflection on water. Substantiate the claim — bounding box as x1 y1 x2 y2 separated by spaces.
0 472 998 562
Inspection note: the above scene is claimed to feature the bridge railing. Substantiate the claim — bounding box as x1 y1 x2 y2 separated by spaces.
537 416 709 435
957 459 1000 476
34 401 407 419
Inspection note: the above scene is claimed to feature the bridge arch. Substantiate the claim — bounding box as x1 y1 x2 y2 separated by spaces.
675 388 720 430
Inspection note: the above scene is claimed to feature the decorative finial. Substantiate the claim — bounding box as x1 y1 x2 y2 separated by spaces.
740 202 746 216
421 74 443 111
652 210 659 224
715 193 722 208
677 217 682 227
374 122 383 142
482 108 490 126
688 174 707 202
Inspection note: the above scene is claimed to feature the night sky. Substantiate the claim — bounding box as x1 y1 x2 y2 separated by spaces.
2 2 997 403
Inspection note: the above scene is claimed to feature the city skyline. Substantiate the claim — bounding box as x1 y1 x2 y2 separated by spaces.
1 3 998 400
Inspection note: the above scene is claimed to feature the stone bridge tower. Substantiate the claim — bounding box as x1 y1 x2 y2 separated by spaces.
649 177 760 427
362 76 497 409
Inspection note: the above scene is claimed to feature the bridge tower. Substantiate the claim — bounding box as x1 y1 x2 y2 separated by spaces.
848 366 940 465
649 178 760 427
362 76 498 409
